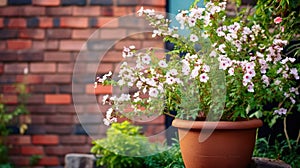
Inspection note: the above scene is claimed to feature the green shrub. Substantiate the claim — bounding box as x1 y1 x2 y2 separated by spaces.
253 136 300 168
91 121 185 168
91 121 160 168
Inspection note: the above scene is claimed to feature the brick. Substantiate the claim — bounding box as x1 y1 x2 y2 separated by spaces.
102 51 123 62
39 17 53 28
2 94 17 104
114 39 142 50
97 17 118 28
44 52 72 62
100 6 113 16
0 7 21 16
72 29 96 39
0 52 18 62
113 6 132 16
26 104 55 113
4 63 27 74
59 85 72 93
0 29 18 39
30 84 56 93
0 0 7 6
141 0 166 6
38 156 60 166
33 0 60 6
86 84 112 94
16 74 43 84
55 104 76 113
46 7 72 16
58 63 74 73
0 18 3 27
0 75 16 84
19 29 45 39
0 41 5 50
86 39 115 51
26 94 44 104
71 145 91 153
32 135 59 145
93 63 114 74
10 156 30 166
46 115 74 124
61 0 86 6
18 51 44 62
30 63 56 73
24 6 46 16
7 40 32 50
7 18 26 28
21 146 44 155
100 28 127 39
47 29 72 39
73 6 100 16
59 40 85 51
45 125 73 134
7 135 31 145
142 40 164 49
2 85 18 93
0 63 3 74
27 17 39 28
90 0 112 5
45 94 71 104
117 0 138 6
30 115 46 124
60 135 86 145
8 146 21 155
8 0 31 5
45 146 73 155
44 74 71 83
60 17 88 28
32 40 59 50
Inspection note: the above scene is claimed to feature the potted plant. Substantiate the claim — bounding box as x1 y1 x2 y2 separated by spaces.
95 0 299 167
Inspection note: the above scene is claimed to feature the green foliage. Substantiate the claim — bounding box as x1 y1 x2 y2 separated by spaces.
253 136 300 168
144 140 184 168
0 82 30 167
91 121 159 168
91 121 185 168
29 155 42 166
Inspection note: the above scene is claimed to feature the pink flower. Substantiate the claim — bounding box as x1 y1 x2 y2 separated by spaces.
274 17 282 24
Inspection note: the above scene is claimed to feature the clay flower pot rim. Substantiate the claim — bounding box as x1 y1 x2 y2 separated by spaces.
172 118 263 130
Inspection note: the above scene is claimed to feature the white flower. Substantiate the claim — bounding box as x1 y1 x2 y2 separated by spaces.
228 67 235 76
199 73 209 83
102 95 109 105
137 6 144 16
247 82 254 92
165 77 176 85
202 65 210 72
158 60 168 68
190 66 200 79
149 87 159 97
274 79 281 85
142 54 151 64
190 34 199 42
168 69 178 76
218 44 226 53
262 75 270 86
290 68 299 79
273 108 287 115
118 94 131 101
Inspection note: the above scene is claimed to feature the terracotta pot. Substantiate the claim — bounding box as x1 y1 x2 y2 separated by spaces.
172 119 263 168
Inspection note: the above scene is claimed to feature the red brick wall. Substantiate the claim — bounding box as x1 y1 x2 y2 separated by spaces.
0 0 166 167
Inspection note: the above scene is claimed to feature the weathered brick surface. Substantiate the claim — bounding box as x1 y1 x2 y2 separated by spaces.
1 0 166 167
32 135 59 145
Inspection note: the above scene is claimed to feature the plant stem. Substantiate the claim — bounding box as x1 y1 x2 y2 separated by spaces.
164 112 176 118
296 129 300 145
283 116 292 150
